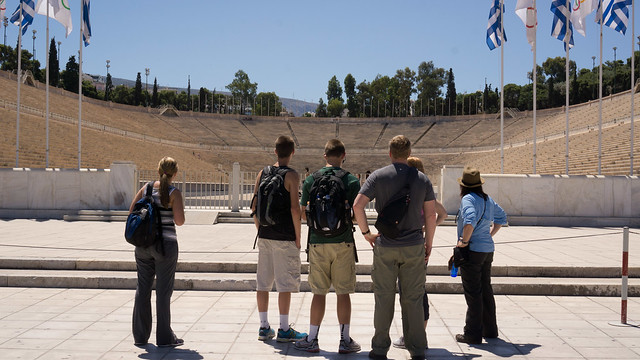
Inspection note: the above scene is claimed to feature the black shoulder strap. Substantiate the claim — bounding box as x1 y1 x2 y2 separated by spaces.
403 167 417 190
145 182 154 197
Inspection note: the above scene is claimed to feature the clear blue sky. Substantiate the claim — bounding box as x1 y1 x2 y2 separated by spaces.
4 0 640 103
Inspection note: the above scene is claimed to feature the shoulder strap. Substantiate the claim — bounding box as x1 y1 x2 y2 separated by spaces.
145 182 154 198
403 167 417 189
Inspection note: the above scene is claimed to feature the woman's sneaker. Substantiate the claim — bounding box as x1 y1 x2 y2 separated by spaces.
294 336 320 353
339 337 361 354
276 325 307 342
392 336 406 349
258 326 275 341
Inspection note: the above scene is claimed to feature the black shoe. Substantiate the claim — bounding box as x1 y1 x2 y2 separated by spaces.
133 342 147 347
455 334 481 344
368 350 388 360
158 338 184 347
411 356 425 360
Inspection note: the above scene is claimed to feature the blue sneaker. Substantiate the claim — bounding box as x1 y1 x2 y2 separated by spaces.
258 326 275 341
276 325 307 342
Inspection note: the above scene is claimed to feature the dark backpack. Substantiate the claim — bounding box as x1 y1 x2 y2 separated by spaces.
305 169 351 238
125 182 163 248
375 167 417 239
254 166 291 227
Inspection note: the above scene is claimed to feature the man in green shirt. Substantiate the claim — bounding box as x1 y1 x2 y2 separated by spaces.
294 139 361 354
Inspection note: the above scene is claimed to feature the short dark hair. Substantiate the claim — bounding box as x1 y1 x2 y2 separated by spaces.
389 135 411 159
460 185 488 200
275 135 295 158
324 139 346 158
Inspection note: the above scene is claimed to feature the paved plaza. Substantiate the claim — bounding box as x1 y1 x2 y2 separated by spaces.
0 219 639 359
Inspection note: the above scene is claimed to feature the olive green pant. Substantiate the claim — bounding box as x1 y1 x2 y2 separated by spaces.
371 242 427 357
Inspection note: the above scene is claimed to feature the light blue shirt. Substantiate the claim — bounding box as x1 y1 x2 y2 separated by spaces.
456 193 508 253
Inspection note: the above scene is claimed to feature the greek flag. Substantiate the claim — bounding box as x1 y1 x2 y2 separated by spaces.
597 0 632 35
10 0 36 35
82 0 91 46
487 0 507 50
550 0 574 49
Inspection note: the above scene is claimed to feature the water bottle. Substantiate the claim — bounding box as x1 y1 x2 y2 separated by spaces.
450 264 458 278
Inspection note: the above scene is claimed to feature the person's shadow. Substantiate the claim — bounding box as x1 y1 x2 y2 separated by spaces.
136 344 203 360
463 338 541 357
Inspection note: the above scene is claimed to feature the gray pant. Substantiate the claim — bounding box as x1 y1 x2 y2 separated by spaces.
132 240 178 345
371 243 427 357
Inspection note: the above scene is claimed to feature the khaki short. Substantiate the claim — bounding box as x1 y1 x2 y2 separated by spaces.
308 242 356 295
256 238 301 292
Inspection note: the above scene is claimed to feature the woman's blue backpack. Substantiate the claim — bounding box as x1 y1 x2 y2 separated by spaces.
125 182 162 248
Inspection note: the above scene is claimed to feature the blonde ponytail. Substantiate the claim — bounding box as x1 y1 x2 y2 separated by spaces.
158 157 178 208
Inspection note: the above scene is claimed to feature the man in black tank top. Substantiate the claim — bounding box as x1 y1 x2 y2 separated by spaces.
252 136 307 343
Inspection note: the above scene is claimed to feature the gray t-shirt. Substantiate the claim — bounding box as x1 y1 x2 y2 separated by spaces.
359 163 435 247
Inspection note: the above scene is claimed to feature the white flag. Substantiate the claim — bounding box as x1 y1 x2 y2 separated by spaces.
36 0 72 37
571 0 597 37
515 0 537 49
0 0 6 22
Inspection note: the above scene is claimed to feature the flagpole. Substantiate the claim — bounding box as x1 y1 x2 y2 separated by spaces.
78 0 83 169
533 0 537 174
500 0 504 174
631 0 635 176
599 1 603 175
45 0 50 168
15 1 23 167
565 0 570 175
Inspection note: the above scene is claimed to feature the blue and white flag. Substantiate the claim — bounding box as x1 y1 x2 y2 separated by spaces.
82 0 91 46
487 0 507 50
10 0 36 35
597 0 632 35
551 0 574 49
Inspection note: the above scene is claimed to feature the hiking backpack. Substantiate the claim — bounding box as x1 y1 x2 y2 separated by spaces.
305 169 352 237
125 182 163 248
254 166 291 227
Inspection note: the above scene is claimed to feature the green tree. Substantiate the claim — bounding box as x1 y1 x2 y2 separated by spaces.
49 38 60 87
187 76 191 109
226 70 258 114
394 67 416 116
416 61 445 116
82 80 98 99
326 75 343 102
133 72 142 106
61 55 79 93
503 83 521 109
445 68 457 116
254 92 282 116
104 73 113 101
327 98 345 117
157 90 177 107
315 98 328 117
151 77 158 107
344 73 358 117
111 85 132 105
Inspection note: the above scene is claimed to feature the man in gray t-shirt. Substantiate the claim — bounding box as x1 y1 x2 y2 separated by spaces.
353 135 436 360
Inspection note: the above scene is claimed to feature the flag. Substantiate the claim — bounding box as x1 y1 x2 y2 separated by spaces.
35 0 72 37
571 0 597 37
82 0 91 46
487 0 507 50
515 0 537 49
597 0 632 35
10 0 36 35
0 0 6 22
551 0 574 49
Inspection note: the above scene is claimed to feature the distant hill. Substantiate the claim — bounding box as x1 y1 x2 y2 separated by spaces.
87 74 317 116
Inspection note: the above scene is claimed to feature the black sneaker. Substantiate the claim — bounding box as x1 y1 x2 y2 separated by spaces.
368 350 388 360
455 333 481 344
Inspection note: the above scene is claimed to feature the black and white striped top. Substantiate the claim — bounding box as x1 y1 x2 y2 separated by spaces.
151 185 177 242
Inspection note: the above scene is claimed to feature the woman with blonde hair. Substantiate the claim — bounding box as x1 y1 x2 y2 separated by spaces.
129 156 185 347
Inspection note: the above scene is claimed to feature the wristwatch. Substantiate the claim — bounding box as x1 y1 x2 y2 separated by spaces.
362 229 371 236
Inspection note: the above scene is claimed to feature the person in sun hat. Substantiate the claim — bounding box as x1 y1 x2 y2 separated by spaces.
454 166 507 345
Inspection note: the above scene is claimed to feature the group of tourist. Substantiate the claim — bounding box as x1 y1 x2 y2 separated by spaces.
128 134 507 360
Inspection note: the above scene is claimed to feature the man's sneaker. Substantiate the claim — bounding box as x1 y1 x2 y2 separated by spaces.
339 337 361 354
276 325 307 342
392 336 406 349
258 326 275 341
294 336 320 353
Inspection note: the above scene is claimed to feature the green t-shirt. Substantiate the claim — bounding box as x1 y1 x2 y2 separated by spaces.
300 166 361 244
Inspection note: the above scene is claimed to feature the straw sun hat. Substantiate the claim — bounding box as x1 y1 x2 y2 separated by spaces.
457 166 485 188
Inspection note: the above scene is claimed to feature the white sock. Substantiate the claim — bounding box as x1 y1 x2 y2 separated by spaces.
279 314 289 331
340 324 350 341
259 312 269 328
308 324 320 340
